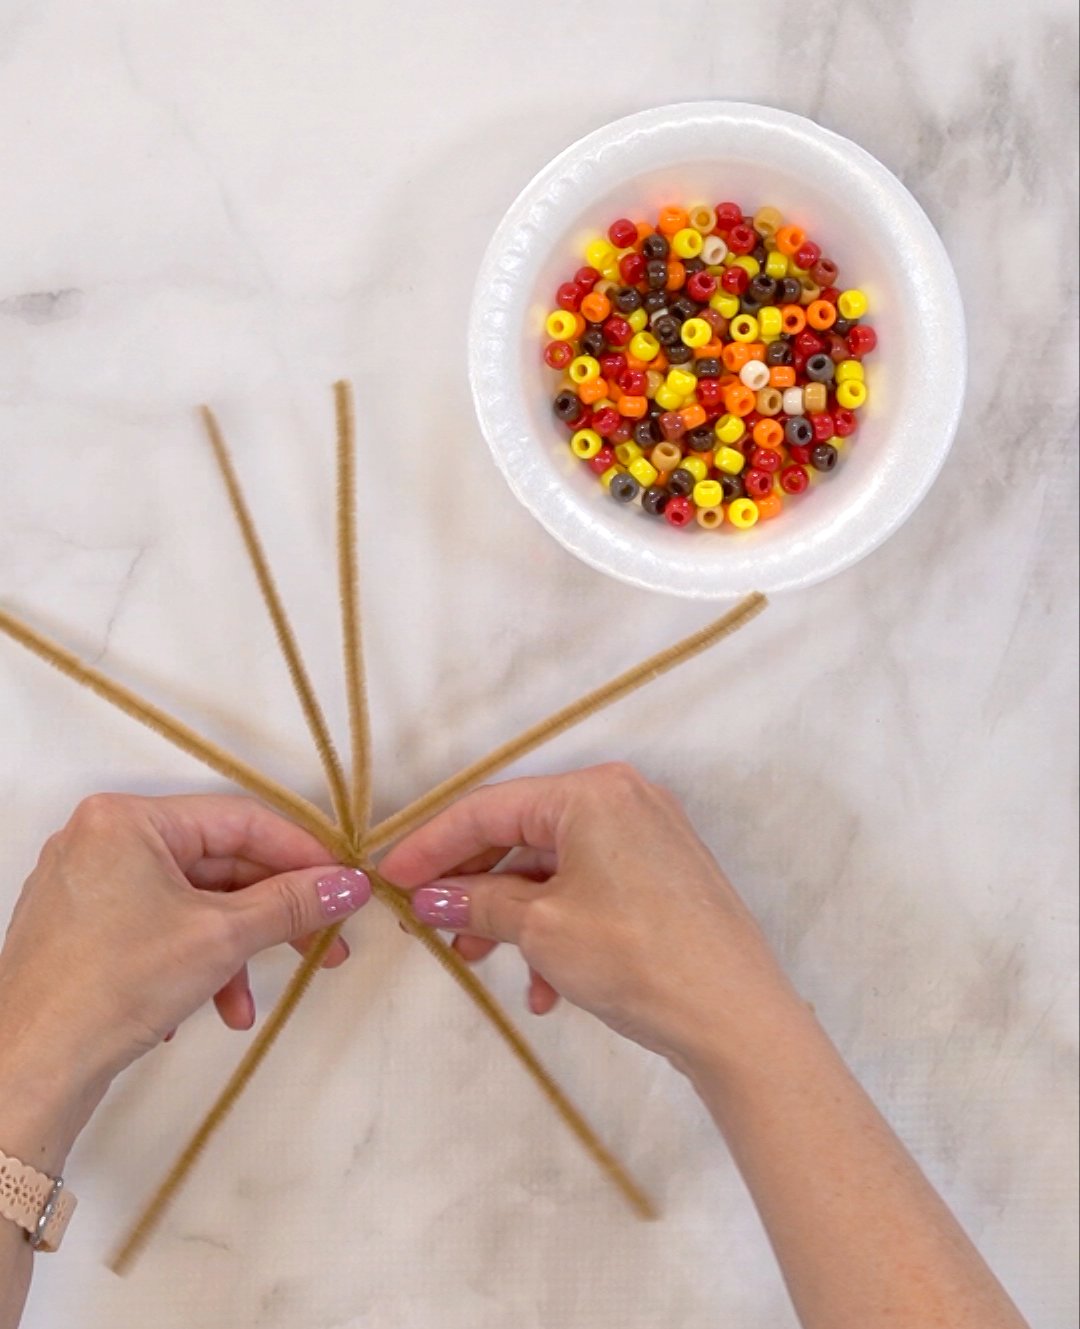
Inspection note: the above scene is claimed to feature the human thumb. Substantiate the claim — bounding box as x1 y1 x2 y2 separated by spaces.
225 866 372 956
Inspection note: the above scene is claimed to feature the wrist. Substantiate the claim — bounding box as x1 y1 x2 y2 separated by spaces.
665 966 820 1087
0 978 111 1174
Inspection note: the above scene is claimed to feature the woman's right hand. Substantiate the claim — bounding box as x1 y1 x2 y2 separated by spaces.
380 764 800 1072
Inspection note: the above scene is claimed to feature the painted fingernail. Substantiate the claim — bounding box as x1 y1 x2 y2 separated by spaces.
317 868 372 920
412 885 471 930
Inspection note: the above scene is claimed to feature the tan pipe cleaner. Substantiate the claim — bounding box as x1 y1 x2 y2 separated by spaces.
0 382 767 1276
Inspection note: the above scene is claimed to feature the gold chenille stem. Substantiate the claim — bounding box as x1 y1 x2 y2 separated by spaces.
201 405 355 840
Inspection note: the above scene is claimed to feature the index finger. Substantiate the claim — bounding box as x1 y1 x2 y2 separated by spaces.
378 775 570 889
141 794 340 874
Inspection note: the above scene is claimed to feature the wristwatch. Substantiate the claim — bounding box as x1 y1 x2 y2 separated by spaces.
0 1148 77 1252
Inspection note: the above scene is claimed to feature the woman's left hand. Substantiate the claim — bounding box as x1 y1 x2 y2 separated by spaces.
0 793 372 1151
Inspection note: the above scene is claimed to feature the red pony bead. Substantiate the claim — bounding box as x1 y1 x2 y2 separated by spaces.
726 222 757 255
686 270 718 302
818 286 841 305
832 407 858 437
608 218 639 249
780 464 810 494
742 410 762 433
611 419 635 445
715 201 743 232
556 281 582 312
619 251 647 285
588 445 616 475
743 468 773 499
750 447 782 473
696 378 724 408
794 241 822 269
847 325 878 357
564 407 589 432
787 443 812 465
591 407 621 437
619 368 647 395
664 495 695 527
600 352 627 380
544 341 573 370
721 265 750 295
603 315 632 346
574 266 600 292
794 330 824 357
811 412 836 442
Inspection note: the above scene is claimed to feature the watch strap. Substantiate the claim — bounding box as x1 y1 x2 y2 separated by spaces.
0 1147 77 1252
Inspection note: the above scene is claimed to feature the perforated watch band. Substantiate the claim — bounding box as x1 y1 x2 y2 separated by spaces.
0 1148 77 1252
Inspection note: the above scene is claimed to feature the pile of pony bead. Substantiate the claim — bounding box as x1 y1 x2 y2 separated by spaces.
543 203 877 531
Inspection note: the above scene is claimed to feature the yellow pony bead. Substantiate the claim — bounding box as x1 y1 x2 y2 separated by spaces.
627 307 649 334
628 456 659 488
599 464 625 489
758 306 782 341
837 288 869 319
654 384 683 411
789 263 809 281
689 204 718 234
585 238 616 271
731 255 761 278
836 379 868 409
666 367 697 397
568 355 601 385
714 445 746 474
835 359 865 383
727 497 760 529
671 227 705 259
569 429 603 460
629 331 661 362
693 479 723 509
729 314 760 343
545 310 579 340
680 455 709 483
710 292 741 320
601 260 622 283
765 250 789 280
753 206 784 241
615 441 644 466
714 414 747 446
679 317 712 348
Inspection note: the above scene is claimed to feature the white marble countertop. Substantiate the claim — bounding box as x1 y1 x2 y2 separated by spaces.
1 3 1077 1326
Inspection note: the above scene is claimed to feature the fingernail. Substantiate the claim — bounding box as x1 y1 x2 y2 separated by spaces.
243 991 256 1028
412 885 471 930
317 868 371 920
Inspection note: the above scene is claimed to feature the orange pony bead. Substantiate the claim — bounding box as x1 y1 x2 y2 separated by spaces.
651 349 670 372
694 340 726 360
580 292 611 323
776 225 807 257
723 383 756 417
806 299 838 331
658 205 689 235
780 304 806 335
722 343 753 372
745 342 767 362
680 403 707 431
635 221 654 242
617 395 648 419
769 366 797 388
665 259 686 291
756 492 784 520
752 418 784 449
578 378 609 406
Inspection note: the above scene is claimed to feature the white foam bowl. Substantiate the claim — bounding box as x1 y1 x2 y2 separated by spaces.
469 102 966 598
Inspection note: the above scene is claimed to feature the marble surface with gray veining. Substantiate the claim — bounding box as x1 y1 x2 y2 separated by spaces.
1 2 1077 1326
